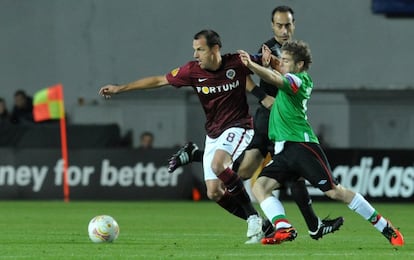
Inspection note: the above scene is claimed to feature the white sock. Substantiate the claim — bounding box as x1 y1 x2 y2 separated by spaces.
260 196 291 229
348 193 375 219
374 218 388 232
348 193 387 232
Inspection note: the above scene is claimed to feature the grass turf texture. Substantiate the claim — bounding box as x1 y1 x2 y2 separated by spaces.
0 201 412 259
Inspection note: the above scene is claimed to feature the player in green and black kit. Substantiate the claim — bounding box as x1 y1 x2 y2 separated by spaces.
239 40 404 246
237 6 344 241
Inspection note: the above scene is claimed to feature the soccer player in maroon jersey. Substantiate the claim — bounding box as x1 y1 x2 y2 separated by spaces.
99 29 271 243
168 6 344 243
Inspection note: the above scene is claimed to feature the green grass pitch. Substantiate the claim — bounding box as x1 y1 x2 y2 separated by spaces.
0 201 412 259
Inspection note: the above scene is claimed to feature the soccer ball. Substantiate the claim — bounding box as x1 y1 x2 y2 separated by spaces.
88 215 120 243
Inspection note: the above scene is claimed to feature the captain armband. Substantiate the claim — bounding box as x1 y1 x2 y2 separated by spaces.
250 86 267 101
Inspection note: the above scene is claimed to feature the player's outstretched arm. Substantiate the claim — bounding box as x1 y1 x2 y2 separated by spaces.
99 75 169 98
239 50 284 88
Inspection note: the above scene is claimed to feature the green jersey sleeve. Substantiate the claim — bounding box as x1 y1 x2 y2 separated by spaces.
268 72 319 143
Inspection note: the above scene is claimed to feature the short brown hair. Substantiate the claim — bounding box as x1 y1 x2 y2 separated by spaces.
282 40 312 71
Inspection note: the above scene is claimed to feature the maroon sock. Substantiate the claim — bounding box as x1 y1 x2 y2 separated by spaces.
218 168 258 217
216 191 248 220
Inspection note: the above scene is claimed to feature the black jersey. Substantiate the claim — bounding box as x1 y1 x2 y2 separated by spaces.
257 37 283 98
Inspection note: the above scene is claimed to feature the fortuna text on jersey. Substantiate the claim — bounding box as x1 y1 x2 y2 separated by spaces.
196 80 240 95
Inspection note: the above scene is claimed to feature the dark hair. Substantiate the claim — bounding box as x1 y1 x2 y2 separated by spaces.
194 29 222 49
271 6 295 22
281 40 312 71
14 89 28 97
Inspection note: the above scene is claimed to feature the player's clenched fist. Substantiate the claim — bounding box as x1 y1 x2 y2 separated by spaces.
99 84 120 99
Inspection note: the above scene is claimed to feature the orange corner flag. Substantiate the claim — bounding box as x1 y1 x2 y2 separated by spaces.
33 84 64 122
32 83 70 202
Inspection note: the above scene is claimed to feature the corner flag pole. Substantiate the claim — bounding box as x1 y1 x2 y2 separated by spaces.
58 85 70 202
59 108 70 202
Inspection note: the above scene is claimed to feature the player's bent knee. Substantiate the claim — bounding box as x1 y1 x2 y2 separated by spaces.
210 162 226 176
324 189 339 200
324 186 347 202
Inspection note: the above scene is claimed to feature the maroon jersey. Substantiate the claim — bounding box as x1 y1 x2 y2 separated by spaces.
166 53 254 138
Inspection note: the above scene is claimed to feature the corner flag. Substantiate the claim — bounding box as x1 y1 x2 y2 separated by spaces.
33 83 70 202
33 84 64 122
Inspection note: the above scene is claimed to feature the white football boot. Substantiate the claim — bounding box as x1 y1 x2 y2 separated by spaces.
245 215 264 244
